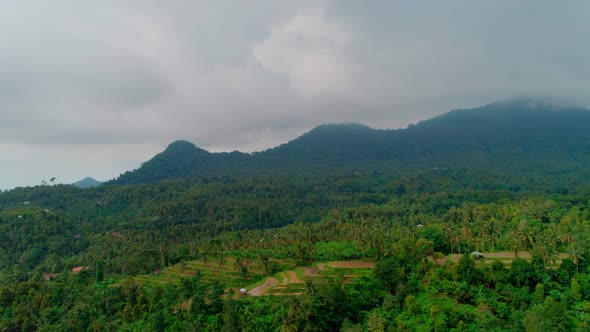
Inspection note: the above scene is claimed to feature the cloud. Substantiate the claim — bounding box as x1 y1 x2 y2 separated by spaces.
2 0 590 188
253 7 354 97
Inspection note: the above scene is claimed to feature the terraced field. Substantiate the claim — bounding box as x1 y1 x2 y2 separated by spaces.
246 261 375 297
120 257 376 298
122 258 265 287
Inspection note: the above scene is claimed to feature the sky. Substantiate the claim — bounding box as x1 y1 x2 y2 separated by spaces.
2 1 590 189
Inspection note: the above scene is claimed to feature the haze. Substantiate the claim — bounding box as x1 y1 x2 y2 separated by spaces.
2 0 590 189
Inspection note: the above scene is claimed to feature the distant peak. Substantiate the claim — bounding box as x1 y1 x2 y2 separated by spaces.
166 140 197 149
72 177 102 188
164 140 208 154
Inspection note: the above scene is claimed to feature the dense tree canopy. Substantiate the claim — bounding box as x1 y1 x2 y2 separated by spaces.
1 166 590 330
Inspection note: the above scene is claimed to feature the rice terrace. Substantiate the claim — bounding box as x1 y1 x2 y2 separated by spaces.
120 258 377 297
120 251 571 297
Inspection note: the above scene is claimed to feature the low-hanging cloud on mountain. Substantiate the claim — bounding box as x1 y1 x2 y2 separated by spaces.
1 0 590 189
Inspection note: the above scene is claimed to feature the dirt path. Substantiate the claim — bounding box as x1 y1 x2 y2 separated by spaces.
248 277 279 296
279 272 288 285
286 270 302 284
302 267 317 276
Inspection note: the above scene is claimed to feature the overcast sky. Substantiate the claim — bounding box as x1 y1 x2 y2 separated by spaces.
1 1 590 189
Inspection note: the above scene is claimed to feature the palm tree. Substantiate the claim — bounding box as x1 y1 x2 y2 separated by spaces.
277 321 298 332
558 215 583 267
276 297 311 332
560 229 581 266
88 317 105 332
514 220 534 253
259 254 275 275
533 232 558 265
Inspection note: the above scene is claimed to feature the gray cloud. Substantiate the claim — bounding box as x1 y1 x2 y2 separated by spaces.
1 0 590 189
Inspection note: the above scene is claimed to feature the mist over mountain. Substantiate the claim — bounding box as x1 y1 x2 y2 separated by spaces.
112 99 590 185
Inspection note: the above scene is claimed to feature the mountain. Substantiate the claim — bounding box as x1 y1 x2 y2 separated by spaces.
113 140 250 184
112 99 590 184
72 177 103 188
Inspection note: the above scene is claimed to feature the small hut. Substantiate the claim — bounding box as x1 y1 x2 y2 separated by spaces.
471 251 484 260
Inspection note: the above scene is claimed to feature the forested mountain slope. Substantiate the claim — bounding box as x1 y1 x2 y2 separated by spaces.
3 99 590 330
113 99 590 184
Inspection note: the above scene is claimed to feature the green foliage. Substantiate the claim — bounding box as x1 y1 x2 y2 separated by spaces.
523 297 574 331
312 241 362 260
1 131 590 330
456 254 481 285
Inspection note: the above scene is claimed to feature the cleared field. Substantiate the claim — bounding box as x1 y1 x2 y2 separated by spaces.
326 261 376 269
247 277 279 296
448 251 570 268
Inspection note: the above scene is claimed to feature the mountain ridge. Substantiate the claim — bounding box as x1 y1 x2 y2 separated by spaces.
111 99 590 184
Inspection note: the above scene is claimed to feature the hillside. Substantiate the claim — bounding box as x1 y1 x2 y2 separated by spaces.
113 99 590 184
2 99 590 331
2 160 590 331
